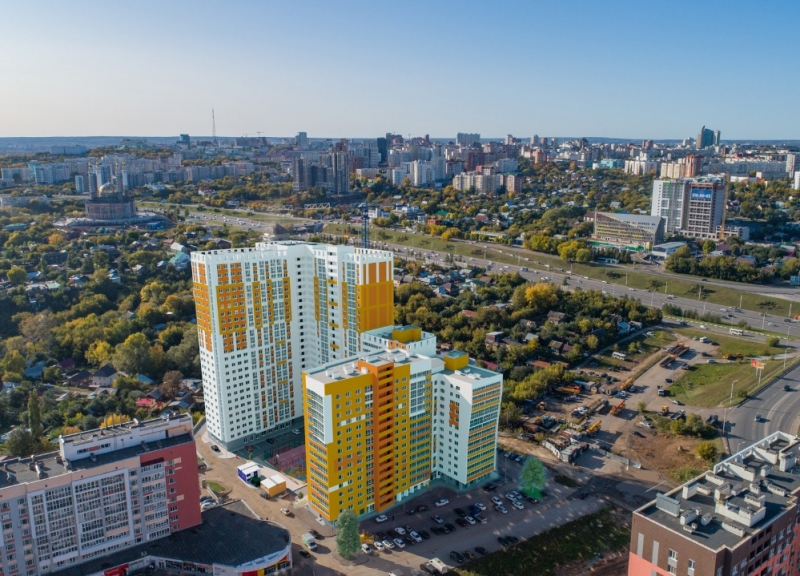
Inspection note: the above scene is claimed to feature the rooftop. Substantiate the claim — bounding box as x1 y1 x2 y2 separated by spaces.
51 500 291 576
636 431 800 550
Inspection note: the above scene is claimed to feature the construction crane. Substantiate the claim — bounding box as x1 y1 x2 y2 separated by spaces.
719 171 730 241
360 203 370 249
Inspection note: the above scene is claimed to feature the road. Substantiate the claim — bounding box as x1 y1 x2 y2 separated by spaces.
725 362 800 450
196 424 608 576
171 203 800 336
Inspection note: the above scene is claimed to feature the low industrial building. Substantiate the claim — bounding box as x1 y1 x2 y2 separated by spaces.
650 241 687 259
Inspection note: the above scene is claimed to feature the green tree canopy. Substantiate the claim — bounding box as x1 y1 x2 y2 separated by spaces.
7 266 27 285
520 456 547 498
336 508 360 559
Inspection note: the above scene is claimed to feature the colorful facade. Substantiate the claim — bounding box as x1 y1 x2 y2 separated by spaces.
191 242 394 450
0 415 201 576
303 326 502 522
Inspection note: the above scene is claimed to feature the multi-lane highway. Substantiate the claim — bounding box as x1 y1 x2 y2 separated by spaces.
725 363 800 449
178 206 800 444
175 204 800 338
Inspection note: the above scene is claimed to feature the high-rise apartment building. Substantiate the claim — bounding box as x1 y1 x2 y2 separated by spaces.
303 326 502 522
456 133 481 147
628 431 800 576
651 178 725 239
684 180 725 239
697 126 720 149
191 243 394 450
295 132 308 149
0 415 201 576
651 179 690 233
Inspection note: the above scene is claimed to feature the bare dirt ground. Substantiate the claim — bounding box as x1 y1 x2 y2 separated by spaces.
616 429 708 480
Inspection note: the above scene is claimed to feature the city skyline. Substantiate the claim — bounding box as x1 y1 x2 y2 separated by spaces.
2 0 800 139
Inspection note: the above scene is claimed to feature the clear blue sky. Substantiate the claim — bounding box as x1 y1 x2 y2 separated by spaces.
1 0 798 140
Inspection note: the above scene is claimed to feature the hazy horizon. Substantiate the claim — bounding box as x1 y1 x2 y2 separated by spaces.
2 0 799 140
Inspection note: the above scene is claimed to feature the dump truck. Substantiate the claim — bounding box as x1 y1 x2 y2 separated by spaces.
302 532 318 550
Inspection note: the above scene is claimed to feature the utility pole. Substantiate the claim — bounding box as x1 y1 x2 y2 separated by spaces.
739 294 743 310
785 325 790 371
664 281 668 295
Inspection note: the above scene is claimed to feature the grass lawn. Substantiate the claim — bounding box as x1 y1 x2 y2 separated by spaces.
206 481 228 494
614 330 677 363
324 224 794 317
452 508 630 576
669 358 797 407
674 328 782 357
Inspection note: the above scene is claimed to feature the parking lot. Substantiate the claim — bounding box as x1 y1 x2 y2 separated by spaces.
230 427 305 464
352 454 603 572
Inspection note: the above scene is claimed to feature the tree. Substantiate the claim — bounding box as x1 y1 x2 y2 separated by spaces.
7 266 27 285
702 239 716 255
696 441 718 463
112 333 153 376
161 370 184 397
766 336 779 348
500 402 522 427
28 391 42 439
575 248 591 263
519 456 547 498
87 341 114 367
637 401 647 414
3 428 36 457
336 508 360 559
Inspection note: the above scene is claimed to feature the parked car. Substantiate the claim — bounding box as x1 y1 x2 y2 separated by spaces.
432 514 444 524
455 518 468 527
476 546 488 555
410 531 422 543
418 529 430 539
361 543 372 554
383 539 395 550
375 514 388 523
465 516 476 525
491 496 503 506
512 500 525 510
495 505 508 514
474 513 487 523
444 523 457 533
454 507 467 517
394 526 406 535
393 538 406 549
463 550 476 560
280 508 293 517
483 482 497 491
210 444 220 452
417 504 429 512
473 502 487 511
373 541 385 552
434 499 449 507
298 549 311 558
450 551 466 563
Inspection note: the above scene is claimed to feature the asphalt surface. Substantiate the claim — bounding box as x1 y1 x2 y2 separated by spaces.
171 204 800 336
725 362 800 450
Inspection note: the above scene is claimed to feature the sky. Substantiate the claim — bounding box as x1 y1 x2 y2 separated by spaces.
1 0 798 140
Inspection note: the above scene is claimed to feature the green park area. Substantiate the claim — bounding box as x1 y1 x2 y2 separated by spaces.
668 329 796 407
323 224 793 318
452 508 630 576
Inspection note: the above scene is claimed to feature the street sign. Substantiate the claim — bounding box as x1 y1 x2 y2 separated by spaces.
751 360 765 370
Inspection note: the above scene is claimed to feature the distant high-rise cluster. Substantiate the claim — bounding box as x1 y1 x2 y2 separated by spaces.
697 125 721 149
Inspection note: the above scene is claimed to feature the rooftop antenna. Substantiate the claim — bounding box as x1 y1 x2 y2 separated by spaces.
212 108 217 145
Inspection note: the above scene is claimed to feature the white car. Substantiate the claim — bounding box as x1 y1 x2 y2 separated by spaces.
361 543 372 554
373 541 386 552
699 325 707 330
495 505 508 514
410 531 422 543
383 539 395 550
375 514 388 523
491 496 503 506
393 537 406 549
435 499 449 507
394 526 406 535
512 500 525 510
474 502 487 511
465 516 476 525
